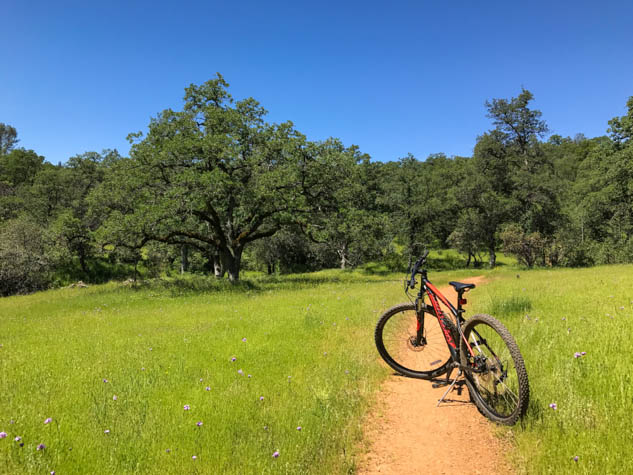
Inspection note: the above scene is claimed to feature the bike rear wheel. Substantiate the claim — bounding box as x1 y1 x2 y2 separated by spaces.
460 313 529 425
375 303 453 379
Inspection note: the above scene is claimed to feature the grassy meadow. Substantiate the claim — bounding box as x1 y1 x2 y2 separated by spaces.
2 258 633 473
0 268 479 474
471 265 633 474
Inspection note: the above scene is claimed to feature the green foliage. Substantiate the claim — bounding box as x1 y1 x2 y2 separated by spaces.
0 122 19 155
0 217 54 295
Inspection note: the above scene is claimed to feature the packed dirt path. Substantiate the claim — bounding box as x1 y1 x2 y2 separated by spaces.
358 276 514 475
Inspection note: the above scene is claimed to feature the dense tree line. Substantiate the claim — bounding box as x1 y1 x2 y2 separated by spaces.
1 76 632 295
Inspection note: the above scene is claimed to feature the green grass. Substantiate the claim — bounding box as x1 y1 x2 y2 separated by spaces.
7 259 631 474
470 265 633 474
0 267 486 474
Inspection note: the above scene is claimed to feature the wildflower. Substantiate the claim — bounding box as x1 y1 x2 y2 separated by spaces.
574 352 582 358
197 421 203 427
44 418 52 424
14 436 21 442
113 395 118 401
549 403 557 410
166 449 171 453
184 405 190 411
149 347 153 351
573 456 579 462
205 386 211 391
192 455 197 460
199 378 203 382
242 338 247 342
581 351 586 356
297 426 302 431
260 396 264 401
237 369 244 375
561 317 566 321
0 432 7 439
37 443 46 450
104 429 110 434
324 352 327 356
248 374 252 378
103 379 108 383
141 367 145 371
231 357 236 362
272 450 280 458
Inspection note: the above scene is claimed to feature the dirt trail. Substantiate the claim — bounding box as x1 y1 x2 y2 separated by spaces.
358 276 513 475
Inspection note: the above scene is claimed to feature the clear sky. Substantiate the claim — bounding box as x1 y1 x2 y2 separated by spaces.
2 0 632 164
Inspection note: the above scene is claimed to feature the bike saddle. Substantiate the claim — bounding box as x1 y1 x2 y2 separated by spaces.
448 281 476 292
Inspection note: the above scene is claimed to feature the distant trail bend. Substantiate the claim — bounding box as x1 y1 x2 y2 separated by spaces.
358 276 514 475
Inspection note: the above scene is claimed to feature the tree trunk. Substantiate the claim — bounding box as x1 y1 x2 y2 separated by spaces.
211 250 224 278
466 252 472 268
180 245 189 274
488 245 496 268
78 247 88 274
220 247 243 283
338 243 348 270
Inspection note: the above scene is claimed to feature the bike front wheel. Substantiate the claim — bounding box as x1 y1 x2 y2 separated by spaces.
460 313 529 425
375 303 453 379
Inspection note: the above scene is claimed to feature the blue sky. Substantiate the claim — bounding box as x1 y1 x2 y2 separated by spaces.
2 0 632 164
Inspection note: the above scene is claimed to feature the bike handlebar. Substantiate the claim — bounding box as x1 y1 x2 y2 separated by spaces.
407 250 429 289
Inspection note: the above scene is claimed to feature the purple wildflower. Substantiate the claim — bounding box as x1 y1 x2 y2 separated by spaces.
197 421 203 427
259 396 264 401
231 357 236 362
0 432 7 439
192 455 197 460
37 443 46 451
237 369 244 375
205 386 211 391
549 403 557 410
573 456 579 462
184 404 190 411
166 449 171 453
242 338 247 342
141 367 145 371
297 426 302 431
574 352 582 358
103 379 108 383
272 450 280 458
113 395 118 401
44 418 52 424
581 351 586 356
14 436 21 442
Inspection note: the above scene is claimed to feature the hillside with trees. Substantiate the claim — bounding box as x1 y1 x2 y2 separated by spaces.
1 76 632 295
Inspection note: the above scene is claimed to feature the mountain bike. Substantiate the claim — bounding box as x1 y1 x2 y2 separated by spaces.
374 250 529 425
